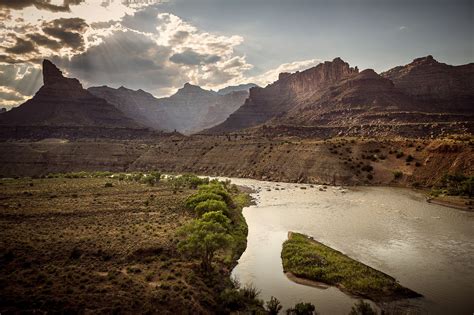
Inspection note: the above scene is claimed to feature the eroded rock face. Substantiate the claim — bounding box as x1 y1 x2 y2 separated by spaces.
381 55 474 111
208 58 360 133
209 56 474 135
0 60 141 129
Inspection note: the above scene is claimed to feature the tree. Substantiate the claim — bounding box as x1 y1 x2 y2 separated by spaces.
349 300 377 315
266 296 283 315
195 199 228 216
178 211 233 271
286 302 317 315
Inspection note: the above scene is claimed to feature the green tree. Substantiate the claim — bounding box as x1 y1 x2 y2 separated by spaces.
195 199 228 216
286 302 317 315
348 300 377 315
178 211 233 271
266 296 283 315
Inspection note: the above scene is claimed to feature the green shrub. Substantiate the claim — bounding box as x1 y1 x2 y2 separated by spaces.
349 300 376 315
198 183 233 207
405 155 414 162
195 200 228 216
266 296 282 315
104 182 113 188
185 192 224 210
286 302 317 315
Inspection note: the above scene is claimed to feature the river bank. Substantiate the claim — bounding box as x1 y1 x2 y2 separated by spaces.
282 232 421 302
230 178 474 314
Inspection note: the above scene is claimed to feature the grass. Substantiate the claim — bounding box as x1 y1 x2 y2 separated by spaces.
0 173 255 313
281 232 421 302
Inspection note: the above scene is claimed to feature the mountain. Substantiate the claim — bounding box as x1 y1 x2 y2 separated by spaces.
89 82 249 134
0 60 140 129
208 56 474 135
87 85 171 131
381 55 474 112
217 83 258 95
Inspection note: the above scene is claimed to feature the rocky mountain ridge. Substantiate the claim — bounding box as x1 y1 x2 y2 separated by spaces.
89 82 251 134
0 60 141 129
209 56 474 136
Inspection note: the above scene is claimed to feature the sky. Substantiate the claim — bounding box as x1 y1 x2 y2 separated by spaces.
0 0 472 108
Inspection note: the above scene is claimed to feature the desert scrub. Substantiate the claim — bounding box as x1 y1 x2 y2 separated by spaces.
281 232 420 301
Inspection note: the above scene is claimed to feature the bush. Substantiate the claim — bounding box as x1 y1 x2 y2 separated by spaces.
195 200 228 216
393 170 403 179
361 165 373 172
286 302 317 315
186 192 224 210
349 300 376 315
104 182 113 188
198 183 233 207
405 155 414 162
266 296 282 315
395 151 404 159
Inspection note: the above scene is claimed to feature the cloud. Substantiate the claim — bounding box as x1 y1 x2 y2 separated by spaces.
247 58 322 87
52 30 187 96
0 0 85 12
0 63 42 107
27 33 61 50
170 49 221 65
42 18 88 50
399 26 407 31
4 37 36 54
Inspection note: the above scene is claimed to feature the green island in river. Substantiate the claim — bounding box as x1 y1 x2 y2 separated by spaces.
281 232 422 302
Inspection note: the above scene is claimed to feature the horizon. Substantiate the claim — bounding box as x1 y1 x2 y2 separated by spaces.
0 0 473 108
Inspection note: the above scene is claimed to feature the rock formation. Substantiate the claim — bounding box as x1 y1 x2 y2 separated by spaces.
0 60 141 129
217 83 258 95
209 56 474 135
381 55 474 112
89 82 250 134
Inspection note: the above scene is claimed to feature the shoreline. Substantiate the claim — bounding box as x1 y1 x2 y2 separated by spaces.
283 232 422 303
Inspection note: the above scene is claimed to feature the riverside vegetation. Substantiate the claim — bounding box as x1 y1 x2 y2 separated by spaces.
0 172 267 313
281 233 421 302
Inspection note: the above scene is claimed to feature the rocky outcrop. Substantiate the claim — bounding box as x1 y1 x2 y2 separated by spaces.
89 82 249 134
0 60 142 129
209 57 474 135
381 55 474 112
217 83 257 95
208 58 360 133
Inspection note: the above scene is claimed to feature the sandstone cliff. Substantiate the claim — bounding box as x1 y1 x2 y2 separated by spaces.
382 55 474 112
0 60 141 129
209 57 474 136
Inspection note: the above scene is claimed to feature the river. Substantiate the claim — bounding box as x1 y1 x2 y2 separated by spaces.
227 178 474 314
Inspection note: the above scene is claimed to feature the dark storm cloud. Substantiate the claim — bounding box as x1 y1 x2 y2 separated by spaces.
0 0 84 12
42 18 88 50
4 38 36 54
170 49 221 66
27 34 61 50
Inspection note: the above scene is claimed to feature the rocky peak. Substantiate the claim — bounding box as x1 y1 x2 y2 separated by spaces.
259 57 359 98
412 55 438 66
42 60 64 86
42 59 82 89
